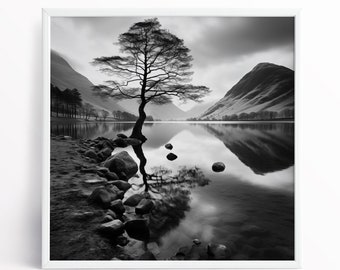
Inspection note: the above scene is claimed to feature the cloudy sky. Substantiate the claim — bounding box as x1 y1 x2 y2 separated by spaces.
51 17 294 111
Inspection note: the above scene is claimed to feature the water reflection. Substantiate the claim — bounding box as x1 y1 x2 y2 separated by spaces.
204 123 294 175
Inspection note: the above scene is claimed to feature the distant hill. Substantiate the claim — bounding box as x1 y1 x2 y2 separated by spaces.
201 63 294 120
51 50 126 113
185 101 215 119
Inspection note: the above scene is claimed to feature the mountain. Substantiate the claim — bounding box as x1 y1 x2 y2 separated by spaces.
201 63 294 120
185 101 215 119
51 50 126 113
118 100 187 121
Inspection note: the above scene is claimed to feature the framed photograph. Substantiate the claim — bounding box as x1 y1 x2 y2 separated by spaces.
42 8 299 268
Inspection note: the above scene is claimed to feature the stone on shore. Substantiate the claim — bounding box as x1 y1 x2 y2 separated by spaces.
85 149 98 160
97 220 124 236
212 162 225 172
166 153 177 161
88 187 120 208
135 199 154 215
112 138 128 148
108 180 131 191
103 151 138 180
124 193 144 207
109 199 125 215
125 219 150 241
98 147 112 160
165 143 173 150
207 243 232 259
116 133 128 139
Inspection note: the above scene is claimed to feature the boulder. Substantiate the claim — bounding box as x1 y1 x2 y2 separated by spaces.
165 143 173 150
207 243 232 259
166 153 177 161
98 147 112 160
124 193 144 207
212 162 226 172
105 171 119 181
124 138 142 146
116 133 128 139
110 199 125 215
103 215 114 222
108 180 131 192
135 199 154 215
125 219 150 241
193 239 201 245
112 138 128 148
97 220 124 236
116 235 129 247
103 151 138 180
85 149 98 160
88 187 119 208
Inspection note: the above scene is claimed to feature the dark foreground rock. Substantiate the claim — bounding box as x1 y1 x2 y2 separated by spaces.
124 194 144 207
97 220 125 236
166 153 178 161
125 219 150 241
212 162 225 172
103 151 138 180
108 180 131 191
110 199 126 215
135 199 154 215
88 187 120 208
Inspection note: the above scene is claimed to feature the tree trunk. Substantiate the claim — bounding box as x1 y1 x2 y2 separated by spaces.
130 101 147 142
132 143 149 192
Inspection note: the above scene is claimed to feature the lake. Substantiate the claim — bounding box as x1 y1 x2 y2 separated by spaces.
51 121 294 260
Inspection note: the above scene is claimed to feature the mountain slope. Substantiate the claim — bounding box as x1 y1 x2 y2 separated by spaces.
51 50 126 113
201 63 294 119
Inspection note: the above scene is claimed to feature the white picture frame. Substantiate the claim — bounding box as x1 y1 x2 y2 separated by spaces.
42 8 300 269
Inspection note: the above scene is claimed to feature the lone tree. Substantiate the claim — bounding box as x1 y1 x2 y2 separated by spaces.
92 18 210 141
101 110 109 121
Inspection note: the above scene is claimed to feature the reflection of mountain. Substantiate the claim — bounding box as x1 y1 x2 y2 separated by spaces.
204 123 294 174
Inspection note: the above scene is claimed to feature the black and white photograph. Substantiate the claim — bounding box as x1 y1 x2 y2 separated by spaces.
48 15 295 262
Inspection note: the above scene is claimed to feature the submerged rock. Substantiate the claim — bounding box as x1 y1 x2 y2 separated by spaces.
212 162 226 172
135 199 154 215
166 153 177 161
124 193 144 207
125 219 150 241
165 143 173 150
207 243 232 259
103 151 138 180
193 239 201 245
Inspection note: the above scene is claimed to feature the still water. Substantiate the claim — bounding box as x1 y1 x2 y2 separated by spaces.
51 121 294 260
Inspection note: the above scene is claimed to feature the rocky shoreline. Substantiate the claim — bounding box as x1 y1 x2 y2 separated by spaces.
50 134 291 260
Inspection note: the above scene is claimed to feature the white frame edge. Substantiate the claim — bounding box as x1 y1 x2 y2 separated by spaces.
42 8 301 269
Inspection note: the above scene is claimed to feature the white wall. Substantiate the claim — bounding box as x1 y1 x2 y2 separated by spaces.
1 0 340 269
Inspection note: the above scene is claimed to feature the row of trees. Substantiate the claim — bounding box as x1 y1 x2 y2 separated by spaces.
112 110 154 121
188 109 294 121
51 84 111 120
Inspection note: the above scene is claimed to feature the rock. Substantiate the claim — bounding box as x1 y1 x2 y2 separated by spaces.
85 149 98 160
97 167 110 174
125 219 150 241
112 138 128 148
98 147 112 160
124 138 142 146
124 193 144 206
84 178 107 185
135 199 154 215
117 190 125 199
97 220 124 236
207 243 232 259
70 211 95 221
212 162 226 172
103 215 114 222
116 235 129 246
105 171 119 181
110 199 125 215
193 239 201 245
139 251 156 260
106 209 117 219
80 167 97 173
187 244 205 260
240 225 268 237
166 153 177 161
147 242 160 255
116 133 128 139
88 187 119 208
108 180 131 191
118 172 127 181
103 151 138 180
165 143 173 150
